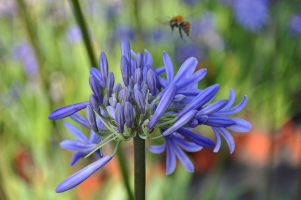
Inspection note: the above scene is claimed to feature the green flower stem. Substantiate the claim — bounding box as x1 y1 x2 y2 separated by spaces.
70 0 97 69
133 135 145 200
116 147 134 200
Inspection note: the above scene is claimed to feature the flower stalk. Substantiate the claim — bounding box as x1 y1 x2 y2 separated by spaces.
133 134 145 200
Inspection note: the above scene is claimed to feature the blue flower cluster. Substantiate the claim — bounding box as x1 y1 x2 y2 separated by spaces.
48 38 251 192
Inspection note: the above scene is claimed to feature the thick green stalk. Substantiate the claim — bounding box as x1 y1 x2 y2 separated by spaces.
116 148 134 200
133 135 145 200
70 0 97 68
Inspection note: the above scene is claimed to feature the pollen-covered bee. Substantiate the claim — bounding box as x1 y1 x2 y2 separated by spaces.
170 16 191 39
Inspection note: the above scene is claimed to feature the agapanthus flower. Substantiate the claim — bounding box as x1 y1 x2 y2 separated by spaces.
12 42 38 79
66 25 83 44
288 14 301 36
233 0 269 32
49 38 251 193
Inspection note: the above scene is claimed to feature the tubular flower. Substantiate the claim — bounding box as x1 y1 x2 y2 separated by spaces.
48 38 251 192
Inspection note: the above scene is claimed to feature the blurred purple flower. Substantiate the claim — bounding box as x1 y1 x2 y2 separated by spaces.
288 15 301 36
12 42 38 78
234 0 269 32
0 1 17 17
114 25 135 40
66 25 82 44
174 44 203 64
180 0 200 5
190 12 225 50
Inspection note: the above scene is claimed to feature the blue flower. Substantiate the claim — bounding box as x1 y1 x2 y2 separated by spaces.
66 25 83 44
288 14 301 36
49 38 251 191
148 133 210 174
60 121 102 166
234 0 269 32
12 42 38 79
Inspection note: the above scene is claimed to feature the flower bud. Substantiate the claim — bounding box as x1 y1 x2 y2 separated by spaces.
106 106 116 120
103 94 109 107
134 83 141 92
118 87 131 105
89 76 103 103
150 102 157 114
106 72 115 97
89 94 100 114
115 103 125 133
114 83 122 98
188 119 198 128
147 69 157 96
120 56 130 86
124 102 133 128
90 68 104 88
134 90 145 114
130 78 135 89
135 68 142 85
148 93 153 103
86 105 98 133
109 97 117 108
99 52 108 87
134 52 143 70
121 38 131 70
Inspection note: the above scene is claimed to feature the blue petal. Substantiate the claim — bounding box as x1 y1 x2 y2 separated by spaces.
70 112 91 129
89 130 102 144
163 51 174 85
196 99 228 117
130 49 136 57
121 38 131 65
158 77 168 88
156 67 165 76
177 89 202 97
177 84 219 119
173 136 203 152
204 116 235 127
148 143 166 154
176 68 207 91
165 139 176 175
60 140 95 152
148 85 177 129
56 155 112 193
70 152 85 166
90 68 104 88
177 128 215 148
106 106 116 120
216 95 247 115
172 57 198 84
227 117 252 132
212 127 221 153
48 102 90 120
223 88 235 110
144 49 153 66
95 149 103 158
162 110 197 136
170 138 194 172
216 127 235 154
63 121 90 144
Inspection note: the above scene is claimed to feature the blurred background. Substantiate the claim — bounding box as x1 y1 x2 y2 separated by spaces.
0 0 301 199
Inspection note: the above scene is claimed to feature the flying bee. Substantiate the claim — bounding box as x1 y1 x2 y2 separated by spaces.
170 16 191 39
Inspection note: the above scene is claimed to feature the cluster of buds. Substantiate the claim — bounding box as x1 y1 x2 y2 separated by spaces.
49 38 251 192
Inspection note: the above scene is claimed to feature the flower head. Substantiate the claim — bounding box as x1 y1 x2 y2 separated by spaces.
234 0 269 32
49 38 251 192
